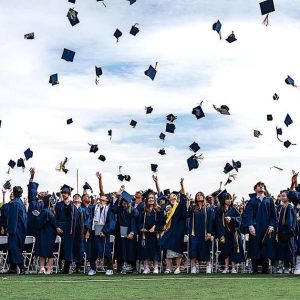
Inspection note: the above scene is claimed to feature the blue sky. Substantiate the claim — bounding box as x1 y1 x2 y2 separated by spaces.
1 0 300 199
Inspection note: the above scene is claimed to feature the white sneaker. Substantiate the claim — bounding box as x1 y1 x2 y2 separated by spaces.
222 268 229 274
164 269 171 274
206 266 212 274
277 267 283 274
88 269 96 276
294 268 300 275
125 264 133 272
231 268 237 274
283 268 290 274
174 267 181 274
105 269 113 276
153 266 159 274
191 266 197 274
143 266 151 274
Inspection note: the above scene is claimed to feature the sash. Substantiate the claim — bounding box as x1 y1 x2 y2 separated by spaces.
163 201 179 232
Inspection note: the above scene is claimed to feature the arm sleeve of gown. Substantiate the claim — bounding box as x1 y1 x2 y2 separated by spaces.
269 199 278 228
27 181 39 203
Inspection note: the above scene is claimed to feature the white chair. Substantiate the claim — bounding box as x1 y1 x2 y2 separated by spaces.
0 236 9 273
52 235 61 274
22 236 35 273
181 234 190 273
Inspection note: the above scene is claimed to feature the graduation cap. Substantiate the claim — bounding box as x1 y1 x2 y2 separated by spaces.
145 106 153 114
232 160 242 172
166 123 176 133
24 148 33 160
67 8 80 26
95 66 103 84
121 191 134 202
267 114 273 121
151 164 158 173
3 180 11 190
212 20 222 39
260 0 275 26
284 114 293 127
273 93 279 100
17 158 25 168
89 144 99 153
213 104 230 115
24 32 34 39
8 160 16 169
61 184 73 194
83 182 93 193
283 140 297 148
285 75 297 87
189 142 200 153
98 155 106 162
130 23 139 36
130 120 137 128
145 62 158 81
159 132 166 141
62 48 75 62
192 102 205 119
114 29 122 42
69 0 76 3
166 114 177 122
49 74 59 86
108 129 112 140
276 126 283 142
187 154 204 171
55 157 68 174
225 206 240 218
223 162 234 174
164 189 170 196
128 0 136 4
225 31 237 43
118 174 125 181
217 189 228 204
67 118 73 125
158 149 166 155
124 175 131 182
254 130 262 138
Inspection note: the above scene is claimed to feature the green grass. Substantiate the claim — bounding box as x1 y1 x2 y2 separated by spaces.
1 274 300 299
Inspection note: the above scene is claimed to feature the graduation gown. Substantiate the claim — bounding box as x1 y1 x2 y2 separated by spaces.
34 208 57 258
160 194 188 255
0 202 10 235
276 204 296 263
7 198 27 265
81 204 94 259
215 206 245 263
242 196 278 260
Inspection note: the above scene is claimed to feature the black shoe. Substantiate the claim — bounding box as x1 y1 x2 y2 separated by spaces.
19 268 26 275
5 269 17 275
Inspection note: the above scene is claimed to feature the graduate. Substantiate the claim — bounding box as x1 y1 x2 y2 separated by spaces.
138 190 162 274
113 190 138 274
6 186 27 274
27 168 45 236
188 191 214 274
275 190 296 274
34 194 62 274
242 182 278 274
160 178 187 274
215 190 245 274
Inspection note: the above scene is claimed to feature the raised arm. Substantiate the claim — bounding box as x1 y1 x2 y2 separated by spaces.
2 189 6 205
96 172 105 196
152 175 161 195
179 178 186 195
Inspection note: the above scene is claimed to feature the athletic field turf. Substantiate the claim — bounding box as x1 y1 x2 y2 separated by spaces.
1 274 300 300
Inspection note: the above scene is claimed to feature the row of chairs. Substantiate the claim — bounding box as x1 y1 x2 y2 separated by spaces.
0 234 251 274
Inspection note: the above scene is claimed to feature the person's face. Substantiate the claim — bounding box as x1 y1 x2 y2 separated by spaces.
122 201 129 207
169 194 177 204
280 192 288 203
225 198 232 206
82 194 91 205
62 192 69 201
100 196 107 206
10 193 14 200
206 196 213 204
73 195 82 206
38 192 46 199
147 194 155 205
196 193 204 202
135 192 142 203
255 184 265 194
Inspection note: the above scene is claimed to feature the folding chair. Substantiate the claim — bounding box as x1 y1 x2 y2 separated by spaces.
0 236 9 273
181 234 190 273
214 238 221 272
210 236 215 273
23 236 35 273
52 235 61 274
96 235 116 273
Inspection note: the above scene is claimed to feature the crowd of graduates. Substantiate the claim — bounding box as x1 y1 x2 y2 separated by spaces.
1 168 300 276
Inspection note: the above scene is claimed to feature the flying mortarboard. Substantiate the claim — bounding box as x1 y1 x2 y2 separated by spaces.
232 160 242 172
192 101 205 120
121 191 134 202
128 0 136 4
130 120 137 128
159 132 166 141
284 114 293 127
189 142 200 153
267 114 273 121
89 144 99 153
151 164 158 173
276 126 283 142
254 130 262 138
223 162 234 174
283 140 296 148
158 149 166 155
108 129 112 140
225 31 237 43
273 93 279 100
95 66 103 84
83 182 93 192
225 206 240 218
98 155 106 162
164 189 170 196
212 20 222 39
166 113 177 122
114 29 122 42
260 0 275 26
145 62 158 81
17 158 25 169
187 154 204 171
49 74 59 86
130 23 140 36
67 8 80 26
3 180 11 190
166 123 176 133
68 0 76 3
285 75 297 87
118 174 125 181
24 32 34 39
213 104 230 115
62 48 75 62
24 148 33 160
124 175 131 182
145 106 153 114
67 118 73 125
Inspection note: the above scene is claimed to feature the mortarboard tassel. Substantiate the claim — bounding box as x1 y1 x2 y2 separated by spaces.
262 14 269 26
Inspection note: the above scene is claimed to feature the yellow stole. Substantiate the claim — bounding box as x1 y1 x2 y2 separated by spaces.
163 200 179 232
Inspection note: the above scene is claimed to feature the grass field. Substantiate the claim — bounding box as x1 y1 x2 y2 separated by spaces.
1 274 300 300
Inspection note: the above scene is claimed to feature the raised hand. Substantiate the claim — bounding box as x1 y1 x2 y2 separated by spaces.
152 175 157 182
96 172 102 180
29 167 35 179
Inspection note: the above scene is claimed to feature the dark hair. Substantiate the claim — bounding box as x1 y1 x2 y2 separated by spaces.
221 193 233 210
43 195 51 208
254 181 266 191
13 186 23 198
